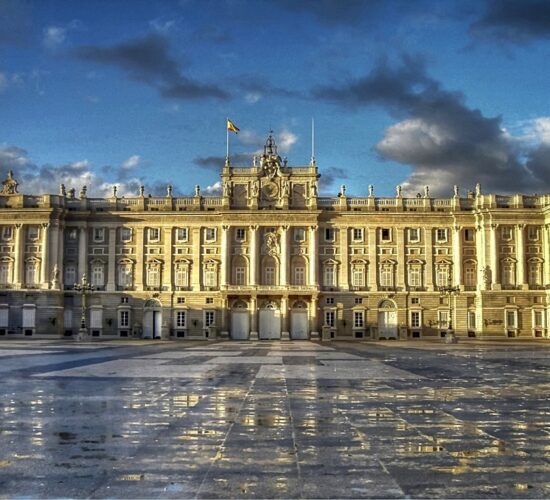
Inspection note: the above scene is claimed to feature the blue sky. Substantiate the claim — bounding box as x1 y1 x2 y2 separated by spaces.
1 0 550 197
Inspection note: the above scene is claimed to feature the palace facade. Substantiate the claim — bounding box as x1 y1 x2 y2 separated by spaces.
0 134 549 341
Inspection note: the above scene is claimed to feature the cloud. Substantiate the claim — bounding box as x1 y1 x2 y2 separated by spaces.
278 0 378 26
203 181 222 195
193 153 253 171
319 166 348 193
470 0 550 43
278 129 298 153
313 55 550 195
42 26 66 50
76 33 229 100
121 154 141 170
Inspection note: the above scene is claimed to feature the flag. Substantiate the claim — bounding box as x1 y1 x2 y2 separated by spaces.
227 119 240 134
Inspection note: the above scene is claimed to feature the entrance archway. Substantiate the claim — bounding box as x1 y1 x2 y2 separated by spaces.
259 301 281 339
230 300 249 340
290 300 309 339
143 298 162 339
378 299 397 340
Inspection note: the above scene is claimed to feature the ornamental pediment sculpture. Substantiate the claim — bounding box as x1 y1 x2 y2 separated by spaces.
262 231 280 256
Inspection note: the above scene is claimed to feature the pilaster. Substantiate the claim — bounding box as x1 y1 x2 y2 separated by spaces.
396 227 405 289
490 224 500 289
308 225 318 286
249 225 258 286
106 227 116 292
516 224 526 288
452 225 463 287
191 227 201 290
340 226 349 289
220 225 230 288
40 223 49 288
134 227 144 290
14 223 23 288
367 227 377 291
77 226 88 281
425 227 434 291
280 225 289 286
162 227 173 291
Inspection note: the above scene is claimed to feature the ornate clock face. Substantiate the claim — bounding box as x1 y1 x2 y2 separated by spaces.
262 181 279 200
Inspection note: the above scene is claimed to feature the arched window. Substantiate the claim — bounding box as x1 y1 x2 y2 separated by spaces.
379 260 396 288
407 260 424 288
262 256 278 286
232 256 248 286
203 259 219 289
435 264 451 288
146 259 162 287
323 260 338 287
174 261 190 288
501 258 515 286
291 256 307 286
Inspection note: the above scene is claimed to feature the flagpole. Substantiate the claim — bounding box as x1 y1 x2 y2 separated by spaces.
226 117 229 160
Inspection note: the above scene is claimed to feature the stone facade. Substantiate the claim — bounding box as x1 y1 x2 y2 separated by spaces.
0 135 549 341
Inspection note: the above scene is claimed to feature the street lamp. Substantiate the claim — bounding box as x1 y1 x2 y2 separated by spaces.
439 268 460 342
73 273 94 341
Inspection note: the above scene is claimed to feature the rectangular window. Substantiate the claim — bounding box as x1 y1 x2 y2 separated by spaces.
119 310 129 328
205 228 216 241
352 268 365 287
0 263 10 285
436 228 447 242
326 297 334 305
527 226 539 241
381 228 391 242
325 311 335 327
354 297 363 305
175 267 188 287
323 266 335 286
438 310 449 329
147 267 160 287
235 228 246 241
27 226 39 241
411 297 420 304
92 228 104 242
408 267 421 287
464 229 474 242
176 310 186 328
294 228 305 242
506 310 517 328
120 227 132 242
235 267 246 285
353 311 364 328
264 267 275 285
325 228 335 241
176 227 188 242
528 263 541 285
204 269 217 287
353 228 363 241
464 265 476 287
534 311 543 328
468 311 476 330
148 228 160 242
2 226 12 241
408 228 420 242
64 266 76 286
206 297 214 304
502 263 515 286
501 226 512 241
121 297 129 304
91 264 104 287
436 267 449 287
411 311 421 328
67 228 78 241
118 264 133 288
204 310 215 327
177 297 185 304
294 267 305 286
380 266 393 287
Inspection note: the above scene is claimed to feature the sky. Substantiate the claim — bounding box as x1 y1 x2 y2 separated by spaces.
1 0 550 198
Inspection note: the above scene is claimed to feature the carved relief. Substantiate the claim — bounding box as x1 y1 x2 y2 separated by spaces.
262 231 280 256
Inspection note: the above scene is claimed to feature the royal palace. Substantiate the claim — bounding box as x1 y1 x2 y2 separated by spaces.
0 134 549 341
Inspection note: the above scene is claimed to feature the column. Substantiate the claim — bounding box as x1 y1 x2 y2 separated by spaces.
543 225 550 287
191 227 201 290
340 226 349 289
280 225 289 286
396 227 405 289
14 224 23 288
425 227 434 291
490 224 499 287
452 225 463 287
162 227 173 291
40 223 49 288
78 226 88 280
50 222 61 290
281 296 289 339
516 224 526 288
134 227 144 290
220 225 230 288
106 227 116 292
367 227 377 291
250 296 258 339
310 296 319 338
309 225 318 286
249 225 258 286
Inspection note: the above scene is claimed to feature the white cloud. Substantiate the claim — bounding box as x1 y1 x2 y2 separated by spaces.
121 154 141 170
203 181 222 195
277 129 298 153
245 92 262 104
42 26 66 50
529 117 550 144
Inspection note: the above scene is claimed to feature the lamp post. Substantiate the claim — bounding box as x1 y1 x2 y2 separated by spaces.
439 269 460 342
74 273 94 341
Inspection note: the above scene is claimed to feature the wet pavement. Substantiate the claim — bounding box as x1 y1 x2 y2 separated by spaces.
0 339 549 499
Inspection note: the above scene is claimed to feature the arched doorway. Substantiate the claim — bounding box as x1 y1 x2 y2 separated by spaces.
259 301 281 339
378 299 397 339
290 300 309 339
230 300 249 340
143 298 162 339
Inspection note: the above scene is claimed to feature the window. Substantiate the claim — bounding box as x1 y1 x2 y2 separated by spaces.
27 226 39 241
91 263 105 287
464 264 476 287
352 268 365 287
120 227 132 242
501 226 512 241
436 228 447 242
121 297 129 304
119 310 129 328
436 266 450 287
528 262 542 286
235 266 246 285
93 228 104 242
353 311 364 328
325 228 335 241
527 226 539 241
176 227 188 242
177 297 185 304
380 228 391 242
354 297 363 305
175 266 189 287
176 311 186 328
294 266 305 286
118 264 133 288
534 310 544 328
408 228 420 242
501 261 515 286
148 227 160 242
380 265 393 287
2 226 12 241
294 228 305 242
323 265 336 286
408 266 422 287
411 297 420 305
235 228 246 241
353 228 363 241
325 311 335 327
204 310 215 327
206 297 214 304
0 262 10 285
25 261 38 286
438 310 449 329
147 265 160 287
264 266 275 285
464 229 474 242
67 228 78 241
326 297 334 305
64 265 76 286
505 310 517 329
411 311 421 328
204 268 217 288
205 228 216 241
468 311 476 330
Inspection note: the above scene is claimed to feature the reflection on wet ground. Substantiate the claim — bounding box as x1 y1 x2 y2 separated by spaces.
0 340 549 498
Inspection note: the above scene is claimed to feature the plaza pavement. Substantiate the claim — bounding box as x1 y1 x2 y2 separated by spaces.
0 339 548 498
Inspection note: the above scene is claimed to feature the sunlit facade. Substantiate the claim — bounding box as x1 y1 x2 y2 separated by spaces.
0 135 549 341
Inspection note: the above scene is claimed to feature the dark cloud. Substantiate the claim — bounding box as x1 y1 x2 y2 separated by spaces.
319 166 348 193
76 33 228 100
313 55 548 195
193 153 253 171
470 0 550 43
